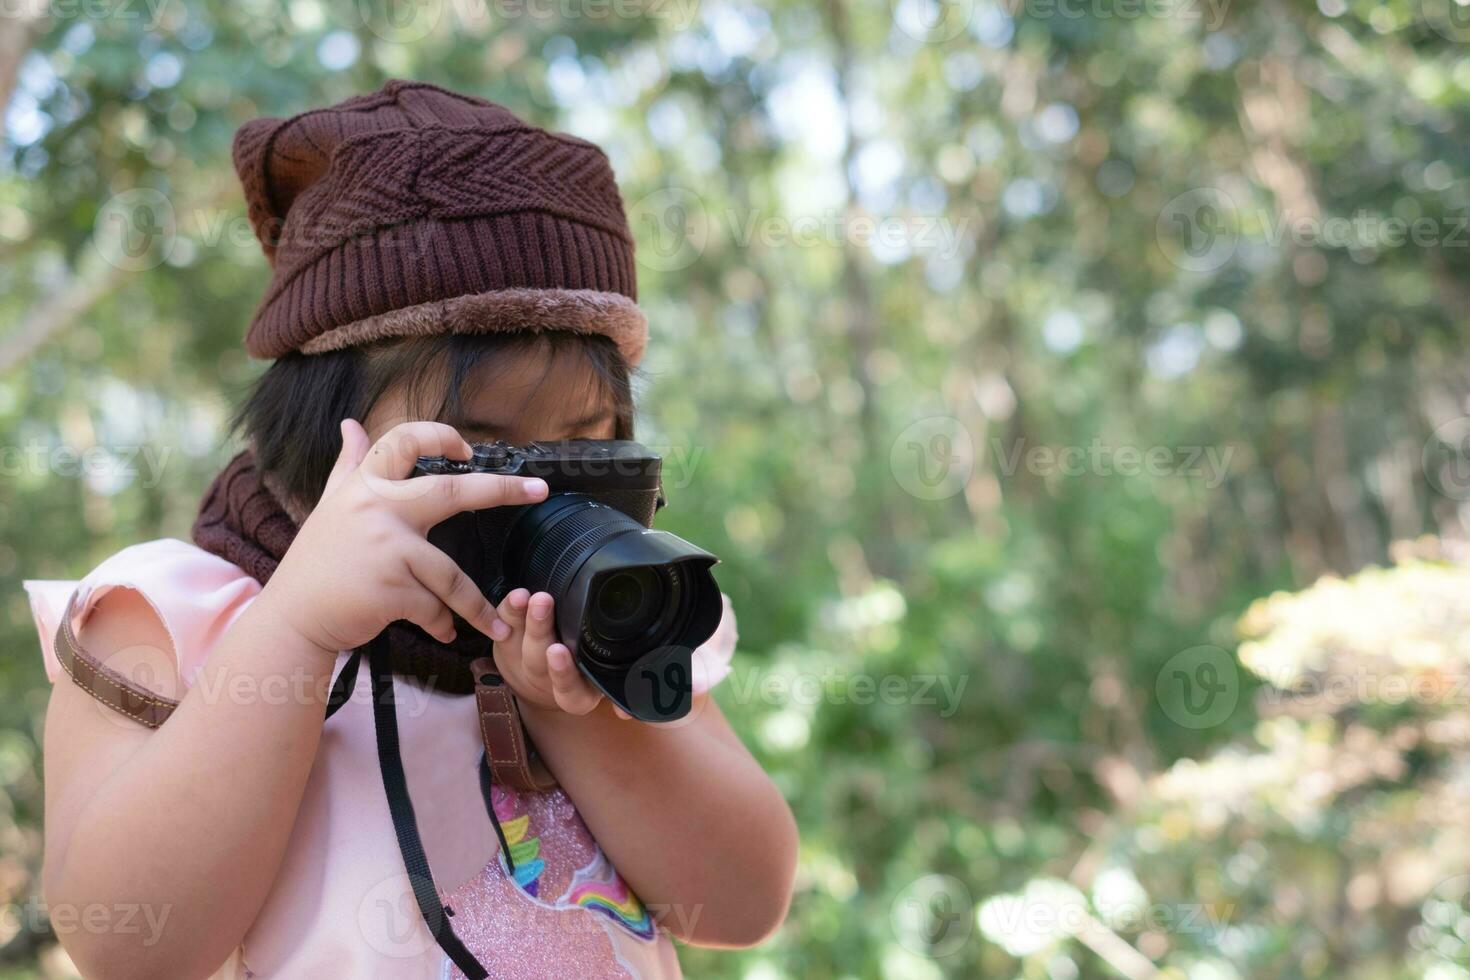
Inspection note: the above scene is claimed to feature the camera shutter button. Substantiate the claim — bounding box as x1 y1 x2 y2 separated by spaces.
472 445 509 470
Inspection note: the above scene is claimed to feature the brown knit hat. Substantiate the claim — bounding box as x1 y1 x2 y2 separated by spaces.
232 79 646 364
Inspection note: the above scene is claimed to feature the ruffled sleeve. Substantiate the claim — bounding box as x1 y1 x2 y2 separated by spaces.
23 538 262 690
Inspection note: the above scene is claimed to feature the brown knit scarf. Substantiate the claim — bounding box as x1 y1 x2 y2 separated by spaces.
192 451 481 694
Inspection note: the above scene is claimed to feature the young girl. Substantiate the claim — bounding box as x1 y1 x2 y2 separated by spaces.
25 80 797 979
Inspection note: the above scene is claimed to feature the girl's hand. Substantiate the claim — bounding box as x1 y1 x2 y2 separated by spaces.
492 589 604 715
496 590 741 720
259 419 550 657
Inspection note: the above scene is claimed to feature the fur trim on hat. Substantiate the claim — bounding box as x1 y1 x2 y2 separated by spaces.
296 287 648 366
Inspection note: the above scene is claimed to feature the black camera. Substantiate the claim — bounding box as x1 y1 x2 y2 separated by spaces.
414 440 721 722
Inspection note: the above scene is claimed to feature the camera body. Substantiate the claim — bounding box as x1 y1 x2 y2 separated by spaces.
415 440 720 722
416 440 665 590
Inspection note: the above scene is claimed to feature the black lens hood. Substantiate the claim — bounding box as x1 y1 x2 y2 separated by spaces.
555 528 721 722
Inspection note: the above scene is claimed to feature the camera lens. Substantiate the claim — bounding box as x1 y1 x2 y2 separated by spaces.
500 492 722 696
590 568 664 642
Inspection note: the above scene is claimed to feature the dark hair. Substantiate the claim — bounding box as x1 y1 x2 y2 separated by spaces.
235 331 635 506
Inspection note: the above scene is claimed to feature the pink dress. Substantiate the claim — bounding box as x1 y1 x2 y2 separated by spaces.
25 539 737 979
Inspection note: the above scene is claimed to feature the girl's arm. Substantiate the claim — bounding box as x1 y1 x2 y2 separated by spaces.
493 590 798 947
41 588 342 980
519 695 799 947
41 421 545 980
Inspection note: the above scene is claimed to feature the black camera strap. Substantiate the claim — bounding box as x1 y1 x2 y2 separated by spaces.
319 635 518 980
323 648 360 720
367 635 489 978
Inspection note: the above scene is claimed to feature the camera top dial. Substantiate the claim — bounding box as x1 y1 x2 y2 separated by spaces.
414 440 661 488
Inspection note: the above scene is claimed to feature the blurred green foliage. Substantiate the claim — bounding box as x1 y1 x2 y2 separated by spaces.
1 0 1468 977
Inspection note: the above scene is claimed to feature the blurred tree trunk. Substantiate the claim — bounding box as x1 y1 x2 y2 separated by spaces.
822 0 879 443
0 1 43 113
823 0 895 582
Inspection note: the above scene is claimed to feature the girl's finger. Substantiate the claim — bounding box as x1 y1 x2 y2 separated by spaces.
547 644 601 715
516 593 555 682
497 589 531 633
323 418 372 496
520 633 550 681
406 543 509 642
525 592 556 648
402 590 456 645
360 421 471 481
400 472 547 528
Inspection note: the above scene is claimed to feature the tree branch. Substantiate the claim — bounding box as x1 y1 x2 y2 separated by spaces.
0 259 128 375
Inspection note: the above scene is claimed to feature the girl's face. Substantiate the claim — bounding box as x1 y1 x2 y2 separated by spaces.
362 339 620 447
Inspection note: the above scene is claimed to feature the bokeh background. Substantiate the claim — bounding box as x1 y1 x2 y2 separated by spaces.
2 0 1470 977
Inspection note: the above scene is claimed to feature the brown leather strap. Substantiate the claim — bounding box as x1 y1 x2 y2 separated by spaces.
471 656 557 793
53 591 179 729
51 594 554 792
